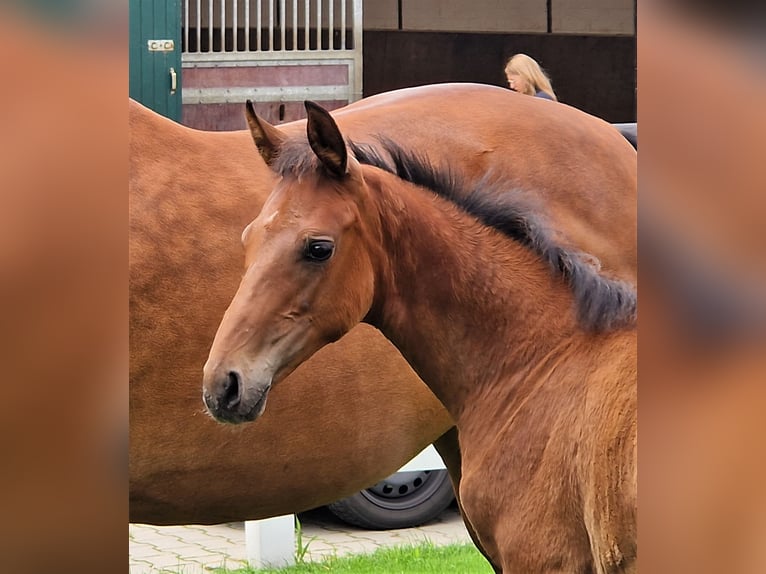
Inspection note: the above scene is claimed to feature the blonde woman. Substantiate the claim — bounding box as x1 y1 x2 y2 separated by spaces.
504 53 558 101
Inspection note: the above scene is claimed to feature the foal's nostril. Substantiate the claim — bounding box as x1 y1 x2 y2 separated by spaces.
223 371 242 409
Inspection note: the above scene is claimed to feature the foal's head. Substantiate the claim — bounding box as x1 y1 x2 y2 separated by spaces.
202 102 379 423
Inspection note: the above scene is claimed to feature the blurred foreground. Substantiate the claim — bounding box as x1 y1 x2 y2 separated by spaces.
639 3 766 573
0 1 764 572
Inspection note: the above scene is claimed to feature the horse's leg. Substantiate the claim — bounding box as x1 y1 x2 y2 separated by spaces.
433 427 502 574
457 439 595 573
484 507 596 574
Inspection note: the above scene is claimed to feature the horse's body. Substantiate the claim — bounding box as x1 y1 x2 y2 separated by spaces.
130 83 636 528
202 103 637 572
129 100 452 525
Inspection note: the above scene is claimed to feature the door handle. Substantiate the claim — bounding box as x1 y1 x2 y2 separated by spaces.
169 67 177 94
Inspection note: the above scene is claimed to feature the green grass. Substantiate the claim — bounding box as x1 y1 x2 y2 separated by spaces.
210 541 493 573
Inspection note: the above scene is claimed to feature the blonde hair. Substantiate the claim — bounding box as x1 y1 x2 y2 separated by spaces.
504 53 557 101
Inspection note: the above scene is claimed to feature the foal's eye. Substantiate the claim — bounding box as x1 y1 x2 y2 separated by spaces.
304 239 335 262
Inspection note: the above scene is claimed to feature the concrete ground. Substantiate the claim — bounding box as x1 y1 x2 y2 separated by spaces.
129 504 471 573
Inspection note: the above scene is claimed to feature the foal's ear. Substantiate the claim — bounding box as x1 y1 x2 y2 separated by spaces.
305 101 348 177
245 100 285 167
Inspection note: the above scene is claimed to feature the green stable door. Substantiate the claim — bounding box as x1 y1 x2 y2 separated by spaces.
130 0 182 121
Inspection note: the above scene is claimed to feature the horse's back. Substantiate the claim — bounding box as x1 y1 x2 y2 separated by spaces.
331 84 637 282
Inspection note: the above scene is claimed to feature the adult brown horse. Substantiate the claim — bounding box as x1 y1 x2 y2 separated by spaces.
130 100 452 527
202 102 637 572
131 84 636 531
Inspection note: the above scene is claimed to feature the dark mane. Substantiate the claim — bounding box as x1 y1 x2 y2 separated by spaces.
270 133 635 332
350 138 637 333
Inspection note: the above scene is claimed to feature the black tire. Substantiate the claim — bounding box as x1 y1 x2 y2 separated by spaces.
327 469 455 530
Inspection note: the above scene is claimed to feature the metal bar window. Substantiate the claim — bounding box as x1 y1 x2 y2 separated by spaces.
268 0 273 50
244 0 250 51
353 0 361 51
233 0 238 52
292 0 297 50
220 0 226 51
256 0 262 51
208 0 213 52
196 0 201 52
182 0 360 55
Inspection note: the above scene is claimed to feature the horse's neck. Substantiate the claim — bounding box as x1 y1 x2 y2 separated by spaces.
365 173 583 423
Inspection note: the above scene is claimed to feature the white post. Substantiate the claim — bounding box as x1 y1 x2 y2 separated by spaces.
242 446 444 567
245 514 296 568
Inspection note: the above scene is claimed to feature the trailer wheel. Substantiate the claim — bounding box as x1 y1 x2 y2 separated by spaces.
327 469 455 530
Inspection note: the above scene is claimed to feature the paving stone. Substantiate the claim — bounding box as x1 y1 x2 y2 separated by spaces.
130 505 472 570
129 559 159 574
129 544 169 559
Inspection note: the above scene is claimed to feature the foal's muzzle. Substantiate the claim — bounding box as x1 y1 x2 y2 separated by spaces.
202 367 271 424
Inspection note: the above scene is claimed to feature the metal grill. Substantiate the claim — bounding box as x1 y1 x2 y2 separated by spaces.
182 0 360 54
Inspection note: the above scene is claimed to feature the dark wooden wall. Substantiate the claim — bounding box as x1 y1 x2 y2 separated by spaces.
363 31 636 123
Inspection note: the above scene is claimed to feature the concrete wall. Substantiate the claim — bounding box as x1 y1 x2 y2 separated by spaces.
187 0 636 38
364 0 635 35
552 0 635 34
402 0 546 33
364 0 399 29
